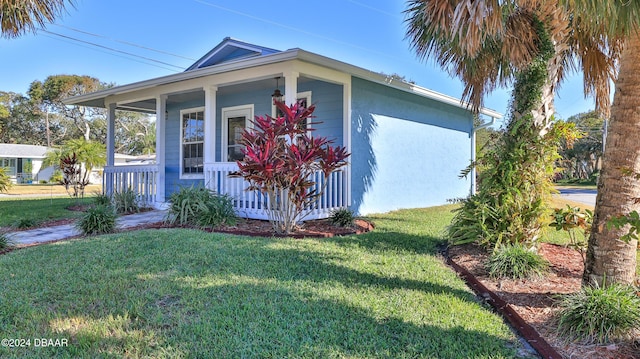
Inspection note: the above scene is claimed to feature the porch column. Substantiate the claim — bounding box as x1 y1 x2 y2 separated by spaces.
155 95 167 203
105 102 116 196
204 86 217 188
342 79 352 206
283 71 299 106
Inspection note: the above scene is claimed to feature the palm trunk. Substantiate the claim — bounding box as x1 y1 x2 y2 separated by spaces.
583 33 640 287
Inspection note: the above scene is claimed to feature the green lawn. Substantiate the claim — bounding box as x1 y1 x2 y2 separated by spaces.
0 206 528 358
0 197 92 228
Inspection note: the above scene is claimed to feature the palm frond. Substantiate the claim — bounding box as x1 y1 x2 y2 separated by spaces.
1 0 73 39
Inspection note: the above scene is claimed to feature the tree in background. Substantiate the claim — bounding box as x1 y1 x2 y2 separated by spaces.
0 0 73 38
473 117 501 177
28 75 106 142
44 138 106 198
0 91 51 145
24 75 156 154
114 112 156 155
557 111 604 182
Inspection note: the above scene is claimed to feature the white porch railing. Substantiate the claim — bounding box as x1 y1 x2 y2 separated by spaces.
205 162 348 220
103 165 158 205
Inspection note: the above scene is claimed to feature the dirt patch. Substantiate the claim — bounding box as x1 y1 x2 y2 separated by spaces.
448 243 640 359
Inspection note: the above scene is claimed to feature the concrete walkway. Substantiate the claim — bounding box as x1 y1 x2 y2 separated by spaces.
6 210 167 247
556 188 597 207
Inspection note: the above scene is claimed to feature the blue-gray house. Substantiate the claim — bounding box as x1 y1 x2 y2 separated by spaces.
66 37 501 219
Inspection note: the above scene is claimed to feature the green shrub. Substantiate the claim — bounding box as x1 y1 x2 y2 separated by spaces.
93 192 112 207
166 185 210 226
0 232 15 251
14 218 37 229
330 208 356 227
77 204 116 235
197 193 237 230
113 188 140 214
558 283 640 344
50 169 63 184
0 167 11 193
166 185 236 229
486 244 549 279
549 205 592 263
447 24 579 250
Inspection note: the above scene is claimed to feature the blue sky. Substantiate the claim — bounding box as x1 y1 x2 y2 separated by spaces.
0 0 595 125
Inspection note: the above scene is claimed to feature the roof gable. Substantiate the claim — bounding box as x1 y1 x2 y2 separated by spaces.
185 37 281 71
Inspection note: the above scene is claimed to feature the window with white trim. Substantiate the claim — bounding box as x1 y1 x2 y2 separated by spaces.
181 108 204 177
222 105 254 163
272 91 312 130
1 158 16 176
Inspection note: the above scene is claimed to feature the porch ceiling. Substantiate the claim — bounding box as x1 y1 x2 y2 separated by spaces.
115 76 316 114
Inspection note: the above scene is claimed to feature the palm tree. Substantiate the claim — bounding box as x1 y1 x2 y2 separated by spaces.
565 1 640 286
405 0 621 134
405 0 617 246
0 167 11 193
1 0 73 39
45 138 106 198
406 0 639 286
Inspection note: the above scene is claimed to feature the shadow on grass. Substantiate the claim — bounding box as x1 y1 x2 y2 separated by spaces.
0 230 521 358
25 282 518 358
161 283 518 358
326 231 446 255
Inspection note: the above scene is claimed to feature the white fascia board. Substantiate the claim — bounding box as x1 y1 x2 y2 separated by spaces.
295 50 503 120
64 50 301 107
65 46 503 119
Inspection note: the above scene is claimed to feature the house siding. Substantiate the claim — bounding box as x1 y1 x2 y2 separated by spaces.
165 96 205 197
350 77 473 215
216 87 271 162
163 79 345 198
298 80 343 145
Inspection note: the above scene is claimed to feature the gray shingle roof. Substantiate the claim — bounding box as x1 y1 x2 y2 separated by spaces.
0 144 50 158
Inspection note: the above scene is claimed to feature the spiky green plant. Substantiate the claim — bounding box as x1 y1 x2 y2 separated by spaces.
77 204 116 236
486 244 549 279
558 283 640 344
113 188 140 214
330 208 356 228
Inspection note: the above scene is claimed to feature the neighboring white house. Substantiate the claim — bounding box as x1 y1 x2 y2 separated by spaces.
90 153 156 184
0 144 53 183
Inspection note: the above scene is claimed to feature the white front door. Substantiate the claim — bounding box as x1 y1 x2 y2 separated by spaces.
221 105 254 162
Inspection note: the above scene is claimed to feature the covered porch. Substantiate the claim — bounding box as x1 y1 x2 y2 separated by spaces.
104 162 348 220
99 59 352 220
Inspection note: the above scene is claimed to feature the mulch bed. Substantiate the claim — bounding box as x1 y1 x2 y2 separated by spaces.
212 218 374 238
447 243 640 359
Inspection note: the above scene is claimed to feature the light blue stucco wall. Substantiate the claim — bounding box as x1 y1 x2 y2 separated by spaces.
350 77 473 215
163 80 344 198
